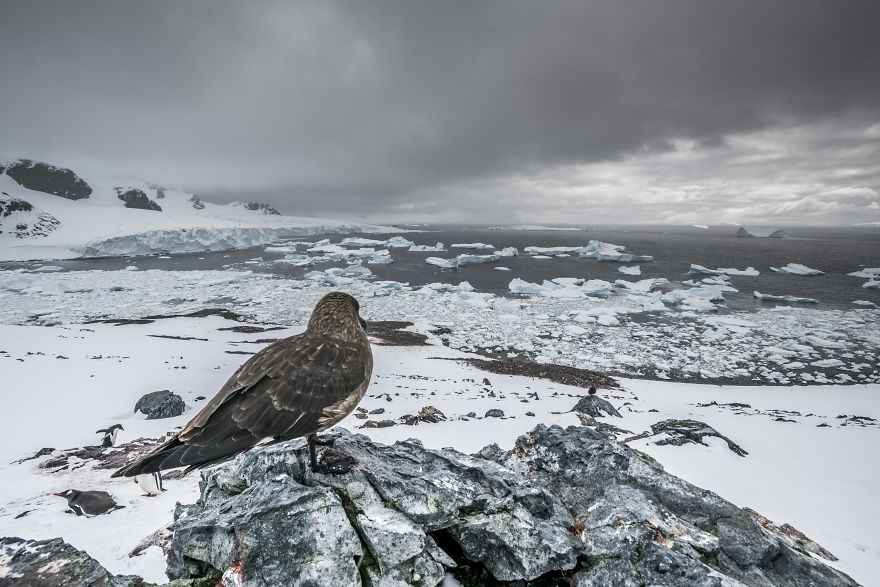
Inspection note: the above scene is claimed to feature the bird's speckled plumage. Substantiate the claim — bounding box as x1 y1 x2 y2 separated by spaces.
112 292 372 477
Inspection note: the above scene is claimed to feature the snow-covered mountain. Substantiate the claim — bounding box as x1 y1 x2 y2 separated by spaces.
0 158 393 261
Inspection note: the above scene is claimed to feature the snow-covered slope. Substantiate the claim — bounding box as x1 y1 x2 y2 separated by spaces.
0 159 394 261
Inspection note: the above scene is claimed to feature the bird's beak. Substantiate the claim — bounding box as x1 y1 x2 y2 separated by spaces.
52 492 65 497
359 316 367 331
119 425 125 430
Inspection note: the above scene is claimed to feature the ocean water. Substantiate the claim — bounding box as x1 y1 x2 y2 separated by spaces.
13 224 877 312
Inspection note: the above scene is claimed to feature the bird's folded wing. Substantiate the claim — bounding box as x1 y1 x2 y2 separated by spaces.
165 335 368 466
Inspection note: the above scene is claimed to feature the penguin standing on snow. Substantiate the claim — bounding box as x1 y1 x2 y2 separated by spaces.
96 424 124 447
134 472 165 496
53 489 124 516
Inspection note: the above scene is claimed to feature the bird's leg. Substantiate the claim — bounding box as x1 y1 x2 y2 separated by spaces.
307 434 320 471
307 433 354 475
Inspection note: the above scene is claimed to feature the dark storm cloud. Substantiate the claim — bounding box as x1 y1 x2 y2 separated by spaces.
1 1 879 223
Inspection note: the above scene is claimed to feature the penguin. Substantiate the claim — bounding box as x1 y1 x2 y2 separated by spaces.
53 489 124 517
588 386 597 396
96 424 124 448
134 472 165 496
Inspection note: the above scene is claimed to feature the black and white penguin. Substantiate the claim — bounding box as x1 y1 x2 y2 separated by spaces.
96 424 124 448
53 489 123 516
134 472 165 496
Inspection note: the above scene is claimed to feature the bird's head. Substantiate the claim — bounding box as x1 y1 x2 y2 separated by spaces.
96 424 124 434
308 292 367 337
53 489 77 499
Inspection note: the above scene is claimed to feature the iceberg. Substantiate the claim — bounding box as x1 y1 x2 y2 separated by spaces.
425 254 499 269
768 229 789 238
863 280 880 289
579 240 653 262
753 291 818 304
688 264 759 277
494 247 519 257
416 281 476 294
847 268 880 278
770 263 824 276
408 242 446 252
618 265 641 275
508 277 613 298
736 227 755 237
384 236 415 248
523 246 582 256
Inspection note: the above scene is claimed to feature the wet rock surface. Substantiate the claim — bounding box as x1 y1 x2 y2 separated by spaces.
134 390 186 420
0 537 144 587
164 425 853 587
4 159 92 200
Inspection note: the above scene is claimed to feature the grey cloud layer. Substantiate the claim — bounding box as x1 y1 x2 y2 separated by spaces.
1 1 878 223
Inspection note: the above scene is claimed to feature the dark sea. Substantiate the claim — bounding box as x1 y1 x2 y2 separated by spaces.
7 224 880 312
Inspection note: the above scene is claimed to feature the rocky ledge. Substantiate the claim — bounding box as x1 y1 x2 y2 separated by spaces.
160 424 853 587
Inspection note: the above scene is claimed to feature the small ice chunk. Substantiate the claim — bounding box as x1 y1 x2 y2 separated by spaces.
340 237 386 247
494 247 519 257
494 266 511 271
853 299 876 306
846 268 880 278
810 359 844 368
618 265 641 276
426 254 499 268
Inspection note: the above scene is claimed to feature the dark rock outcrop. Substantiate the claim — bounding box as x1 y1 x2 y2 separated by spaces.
189 194 205 210
0 195 61 237
0 537 144 587
165 425 853 586
625 419 748 456
4 159 92 200
134 390 185 420
230 201 281 215
571 394 622 418
116 187 162 211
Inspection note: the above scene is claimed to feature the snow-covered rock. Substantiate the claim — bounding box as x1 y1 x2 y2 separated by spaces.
229 201 281 215
0 194 61 238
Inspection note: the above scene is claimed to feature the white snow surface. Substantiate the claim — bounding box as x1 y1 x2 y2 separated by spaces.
0 173 394 261
0 314 877 585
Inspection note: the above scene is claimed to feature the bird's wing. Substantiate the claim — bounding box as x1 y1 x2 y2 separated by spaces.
113 334 369 476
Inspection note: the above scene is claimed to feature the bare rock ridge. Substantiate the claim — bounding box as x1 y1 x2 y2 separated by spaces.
230 201 281 215
161 425 853 586
0 194 61 238
2 159 92 200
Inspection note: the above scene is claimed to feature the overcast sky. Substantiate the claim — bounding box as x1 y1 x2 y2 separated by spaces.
2 1 879 225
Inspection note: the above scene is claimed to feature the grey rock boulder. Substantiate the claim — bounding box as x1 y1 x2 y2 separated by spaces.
4 159 92 200
571 394 621 418
134 390 185 420
116 187 162 211
0 537 144 587
164 426 855 587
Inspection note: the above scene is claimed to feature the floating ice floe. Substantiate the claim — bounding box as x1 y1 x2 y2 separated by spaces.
754 291 818 304
425 254 500 269
688 264 759 276
853 300 877 306
618 265 641 276
770 263 824 276
661 286 727 311
692 224 709 229
274 254 319 267
31 265 64 273
863 280 880 289
614 278 669 292
304 265 373 286
340 237 387 247
494 247 519 257
384 236 415 248
810 358 845 368
416 281 475 294
579 240 653 262
408 242 446 252
847 268 880 279
508 277 614 298
523 246 581 256
450 242 494 250
494 266 511 271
